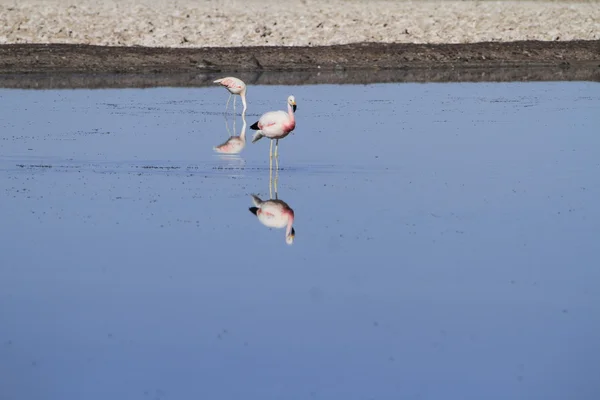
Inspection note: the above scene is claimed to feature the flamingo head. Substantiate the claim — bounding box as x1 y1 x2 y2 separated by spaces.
288 95 297 112
286 227 295 245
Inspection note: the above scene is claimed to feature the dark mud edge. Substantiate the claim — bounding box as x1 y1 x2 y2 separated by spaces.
1 40 599 88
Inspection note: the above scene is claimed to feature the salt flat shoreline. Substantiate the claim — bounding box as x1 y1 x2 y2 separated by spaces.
2 1 599 47
1 0 599 86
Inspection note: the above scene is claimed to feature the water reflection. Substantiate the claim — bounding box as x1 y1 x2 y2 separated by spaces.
213 112 247 155
248 168 296 245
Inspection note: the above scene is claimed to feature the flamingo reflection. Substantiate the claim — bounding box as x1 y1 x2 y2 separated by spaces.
213 112 247 155
249 169 295 245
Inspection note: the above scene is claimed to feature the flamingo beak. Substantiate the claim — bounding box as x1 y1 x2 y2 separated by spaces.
292 101 297 112
286 227 295 245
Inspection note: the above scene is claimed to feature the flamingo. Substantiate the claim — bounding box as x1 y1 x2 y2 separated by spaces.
213 77 247 115
249 194 295 245
213 113 247 155
250 95 297 170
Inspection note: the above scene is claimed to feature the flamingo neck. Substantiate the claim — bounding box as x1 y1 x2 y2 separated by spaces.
241 90 247 114
287 103 295 123
285 210 294 236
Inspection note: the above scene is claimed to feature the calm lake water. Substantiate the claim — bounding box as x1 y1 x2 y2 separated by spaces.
1 81 599 400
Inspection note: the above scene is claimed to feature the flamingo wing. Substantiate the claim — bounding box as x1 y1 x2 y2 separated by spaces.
257 110 289 130
215 77 243 90
256 202 289 228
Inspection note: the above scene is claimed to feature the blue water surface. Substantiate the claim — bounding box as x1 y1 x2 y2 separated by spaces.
1 81 599 400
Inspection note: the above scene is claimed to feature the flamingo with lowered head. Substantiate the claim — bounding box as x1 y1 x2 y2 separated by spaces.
249 194 295 245
250 95 297 169
213 77 247 115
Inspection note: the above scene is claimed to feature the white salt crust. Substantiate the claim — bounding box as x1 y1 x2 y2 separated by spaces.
1 0 599 47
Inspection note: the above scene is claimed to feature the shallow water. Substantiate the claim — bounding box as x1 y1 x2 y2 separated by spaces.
1 81 599 400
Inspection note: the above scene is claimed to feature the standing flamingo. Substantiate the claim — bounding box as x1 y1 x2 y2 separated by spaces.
213 77 247 115
249 194 295 245
250 95 297 170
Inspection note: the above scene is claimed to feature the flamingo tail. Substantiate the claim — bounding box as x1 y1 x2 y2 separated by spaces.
250 121 260 130
251 131 264 143
249 207 259 216
250 194 263 207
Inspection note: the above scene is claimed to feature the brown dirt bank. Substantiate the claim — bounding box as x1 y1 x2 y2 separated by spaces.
0 41 599 87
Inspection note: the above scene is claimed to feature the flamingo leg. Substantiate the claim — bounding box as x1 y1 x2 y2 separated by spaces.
269 165 273 199
269 143 274 199
232 112 236 137
274 139 279 171
269 139 273 173
233 96 237 115
275 152 279 198
223 112 230 136
225 93 232 114
274 170 279 199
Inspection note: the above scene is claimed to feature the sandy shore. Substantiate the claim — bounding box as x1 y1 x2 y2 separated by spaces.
1 0 599 47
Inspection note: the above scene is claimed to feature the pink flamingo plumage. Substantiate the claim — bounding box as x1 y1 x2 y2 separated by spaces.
250 95 297 169
213 77 248 115
213 113 247 155
249 194 295 245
